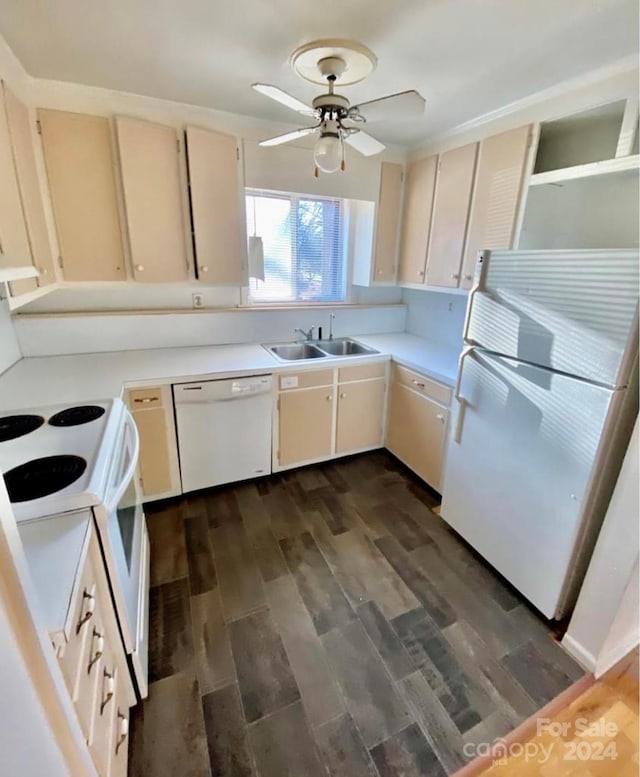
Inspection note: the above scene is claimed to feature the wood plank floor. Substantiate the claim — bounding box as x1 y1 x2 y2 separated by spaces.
129 451 584 777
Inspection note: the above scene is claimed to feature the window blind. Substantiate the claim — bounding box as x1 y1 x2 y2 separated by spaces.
246 189 346 303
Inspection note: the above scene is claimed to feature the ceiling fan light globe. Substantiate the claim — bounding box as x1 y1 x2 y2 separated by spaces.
313 135 342 173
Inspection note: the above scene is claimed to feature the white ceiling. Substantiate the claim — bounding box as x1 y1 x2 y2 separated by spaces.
0 0 637 146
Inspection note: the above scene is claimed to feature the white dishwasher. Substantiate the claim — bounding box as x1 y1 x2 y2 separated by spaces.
173 375 272 493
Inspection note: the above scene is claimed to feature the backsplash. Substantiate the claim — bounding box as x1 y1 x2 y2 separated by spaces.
0 301 22 374
402 288 467 347
14 304 407 357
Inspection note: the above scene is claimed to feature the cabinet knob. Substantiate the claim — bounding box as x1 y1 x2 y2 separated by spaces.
326 395 332 401
115 712 129 754
464 274 473 281
451 273 459 280
340 392 346 398
200 266 209 273
136 264 144 272
76 589 95 634
436 413 445 422
418 270 425 276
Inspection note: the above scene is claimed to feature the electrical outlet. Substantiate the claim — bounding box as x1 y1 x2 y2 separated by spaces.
192 293 204 309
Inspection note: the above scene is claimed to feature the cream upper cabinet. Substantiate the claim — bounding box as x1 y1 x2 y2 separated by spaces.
0 81 35 295
38 109 125 282
425 142 478 288
460 124 532 289
372 162 403 283
185 125 246 284
336 378 386 454
397 155 438 284
116 117 190 283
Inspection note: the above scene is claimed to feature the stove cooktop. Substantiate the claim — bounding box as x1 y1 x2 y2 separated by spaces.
0 399 124 521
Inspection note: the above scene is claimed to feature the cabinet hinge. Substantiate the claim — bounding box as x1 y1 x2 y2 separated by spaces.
236 147 240 161
58 255 63 269
36 119 42 135
277 398 280 411
177 137 180 152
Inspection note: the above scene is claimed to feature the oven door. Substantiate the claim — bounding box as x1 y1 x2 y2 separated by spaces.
97 408 150 698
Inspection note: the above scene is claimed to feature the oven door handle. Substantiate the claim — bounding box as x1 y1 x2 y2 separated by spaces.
105 412 140 515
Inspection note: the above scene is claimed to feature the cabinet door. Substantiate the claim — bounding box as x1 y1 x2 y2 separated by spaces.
116 116 190 282
132 406 173 498
397 155 437 284
386 383 448 490
38 109 125 281
278 386 333 466
336 379 385 454
460 125 532 289
0 83 35 295
425 142 478 288
372 162 403 283
186 125 246 284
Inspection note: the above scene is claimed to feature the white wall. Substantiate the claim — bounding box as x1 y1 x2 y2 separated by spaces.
0 299 22 373
595 558 639 677
563 419 639 670
402 288 467 347
14 303 406 357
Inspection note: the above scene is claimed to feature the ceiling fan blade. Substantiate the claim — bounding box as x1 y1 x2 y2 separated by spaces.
353 90 426 122
252 83 315 115
344 130 386 157
259 127 317 147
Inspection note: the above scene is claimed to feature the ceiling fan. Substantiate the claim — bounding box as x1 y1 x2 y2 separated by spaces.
252 39 426 175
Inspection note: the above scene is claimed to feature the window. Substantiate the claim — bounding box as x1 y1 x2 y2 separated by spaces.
246 189 346 303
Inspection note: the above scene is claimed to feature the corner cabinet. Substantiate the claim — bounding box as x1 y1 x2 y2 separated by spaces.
116 116 191 282
38 109 126 281
125 385 181 502
185 125 247 284
385 365 450 492
275 362 387 470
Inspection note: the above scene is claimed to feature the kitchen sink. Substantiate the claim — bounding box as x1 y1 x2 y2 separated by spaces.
317 338 378 356
268 343 327 361
265 338 379 361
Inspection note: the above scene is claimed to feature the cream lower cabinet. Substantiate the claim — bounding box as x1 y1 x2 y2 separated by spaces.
276 362 387 470
126 385 181 502
386 365 450 491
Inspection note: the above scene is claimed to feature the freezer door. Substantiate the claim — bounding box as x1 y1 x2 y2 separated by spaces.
441 349 618 619
466 249 638 386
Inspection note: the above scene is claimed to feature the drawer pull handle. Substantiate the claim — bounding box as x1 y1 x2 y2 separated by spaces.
100 669 115 715
411 380 426 389
88 629 104 674
133 396 158 403
115 712 129 754
76 590 95 634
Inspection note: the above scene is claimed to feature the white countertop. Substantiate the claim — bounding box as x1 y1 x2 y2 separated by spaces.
18 510 91 639
0 333 461 410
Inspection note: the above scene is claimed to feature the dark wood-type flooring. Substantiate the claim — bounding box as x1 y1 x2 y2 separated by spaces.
129 451 584 777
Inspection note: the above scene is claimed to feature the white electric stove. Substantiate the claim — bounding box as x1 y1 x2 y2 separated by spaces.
0 399 150 698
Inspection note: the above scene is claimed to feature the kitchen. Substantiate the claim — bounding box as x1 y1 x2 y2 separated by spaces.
0 3 638 776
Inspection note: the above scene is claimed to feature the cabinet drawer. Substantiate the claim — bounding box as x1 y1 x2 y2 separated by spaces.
91 642 118 776
392 364 451 405
75 615 106 741
128 386 163 408
279 369 334 391
338 362 386 383
59 553 98 694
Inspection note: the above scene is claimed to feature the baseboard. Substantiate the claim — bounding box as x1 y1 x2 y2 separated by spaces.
561 634 596 672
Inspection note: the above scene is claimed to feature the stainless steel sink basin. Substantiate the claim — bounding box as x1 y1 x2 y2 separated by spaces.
317 338 378 356
268 343 327 361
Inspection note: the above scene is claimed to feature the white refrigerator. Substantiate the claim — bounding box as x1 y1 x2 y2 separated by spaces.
441 249 638 620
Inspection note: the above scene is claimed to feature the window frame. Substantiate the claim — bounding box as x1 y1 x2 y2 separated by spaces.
243 187 352 307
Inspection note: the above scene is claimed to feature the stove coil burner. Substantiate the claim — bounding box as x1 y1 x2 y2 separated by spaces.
48 405 106 427
4 455 88 502
0 414 45 442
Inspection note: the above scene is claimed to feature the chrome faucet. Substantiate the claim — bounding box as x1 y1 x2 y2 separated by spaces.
294 326 315 341
329 312 336 340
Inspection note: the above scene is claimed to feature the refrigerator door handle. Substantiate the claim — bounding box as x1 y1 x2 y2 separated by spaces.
462 250 489 345
454 346 476 443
